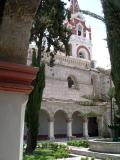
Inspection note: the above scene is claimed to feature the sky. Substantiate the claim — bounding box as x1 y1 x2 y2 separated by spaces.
63 0 110 69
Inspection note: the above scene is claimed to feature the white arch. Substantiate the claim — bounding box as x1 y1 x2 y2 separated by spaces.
54 110 68 138
72 111 83 137
78 48 89 60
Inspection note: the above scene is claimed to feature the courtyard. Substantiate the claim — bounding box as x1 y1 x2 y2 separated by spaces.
23 139 120 160
0 0 120 160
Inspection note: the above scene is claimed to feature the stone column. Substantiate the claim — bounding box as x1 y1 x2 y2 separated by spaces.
0 92 27 160
97 116 103 137
48 117 55 140
83 116 89 138
0 62 38 160
66 118 72 138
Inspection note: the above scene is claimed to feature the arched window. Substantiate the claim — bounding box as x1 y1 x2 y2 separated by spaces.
67 77 74 88
78 25 82 36
79 52 85 59
67 75 79 89
91 78 93 85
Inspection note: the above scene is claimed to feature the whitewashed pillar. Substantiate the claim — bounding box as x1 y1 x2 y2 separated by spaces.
72 43 77 58
83 116 89 137
0 62 38 160
48 117 55 140
66 118 72 138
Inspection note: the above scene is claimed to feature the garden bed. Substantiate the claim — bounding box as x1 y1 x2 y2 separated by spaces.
23 142 71 160
67 139 89 148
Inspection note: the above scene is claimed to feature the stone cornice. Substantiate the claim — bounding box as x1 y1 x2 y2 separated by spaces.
0 61 38 93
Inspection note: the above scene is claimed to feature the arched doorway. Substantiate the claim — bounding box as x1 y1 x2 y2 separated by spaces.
88 117 98 137
54 110 67 138
72 111 83 137
39 109 49 140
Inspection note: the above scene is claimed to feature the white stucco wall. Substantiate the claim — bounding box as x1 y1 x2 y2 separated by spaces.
39 110 49 135
43 78 93 101
54 111 67 135
72 113 83 135
0 92 27 160
46 65 91 83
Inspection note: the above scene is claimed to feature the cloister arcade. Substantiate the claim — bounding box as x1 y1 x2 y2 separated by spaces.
38 107 102 140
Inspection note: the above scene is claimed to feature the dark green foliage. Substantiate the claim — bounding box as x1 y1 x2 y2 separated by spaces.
24 143 70 160
67 139 89 148
25 47 45 154
30 0 72 61
101 0 120 121
25 62 45 153
79 1 120 121
31 49 38 66
25 0 71 154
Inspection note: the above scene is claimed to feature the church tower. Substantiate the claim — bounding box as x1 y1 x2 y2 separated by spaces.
64 0 92 61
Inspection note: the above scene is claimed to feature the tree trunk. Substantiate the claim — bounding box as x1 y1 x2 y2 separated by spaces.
0 0 40 64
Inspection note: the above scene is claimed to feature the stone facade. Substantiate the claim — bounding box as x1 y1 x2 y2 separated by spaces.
38 59 111 139
26 0 111 140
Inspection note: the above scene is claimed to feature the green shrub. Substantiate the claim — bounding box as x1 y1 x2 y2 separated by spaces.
24 142 70 160
49 143 59 151
105 158 112 160
67 139 89 148
53 147 70 159
23 155 35 160
81 157 89 160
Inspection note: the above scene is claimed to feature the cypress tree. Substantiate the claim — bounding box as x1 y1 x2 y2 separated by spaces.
25 0 71 154
101 0 120 119
25 50 45 153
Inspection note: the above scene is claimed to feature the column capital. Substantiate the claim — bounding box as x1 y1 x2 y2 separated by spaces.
82 116 88 123
48 117 54 122
66 117 73 123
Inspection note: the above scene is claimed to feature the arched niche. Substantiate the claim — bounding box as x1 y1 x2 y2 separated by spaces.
72 111 83 137
77 25 82 36
77 46 91 60
54 110 68 138
67 75 78 89
87 112 98 137
39 109 50 140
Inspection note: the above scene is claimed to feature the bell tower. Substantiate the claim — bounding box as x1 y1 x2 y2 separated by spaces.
64 0 92 61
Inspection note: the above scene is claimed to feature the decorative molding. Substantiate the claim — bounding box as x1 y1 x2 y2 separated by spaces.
0 61 38 93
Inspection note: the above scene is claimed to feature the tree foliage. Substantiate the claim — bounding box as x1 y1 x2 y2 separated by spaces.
79 0 120 121
101 0 120 115
30 0 72 63
108 87 115 99
25 0 71 154
25 62 45 153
